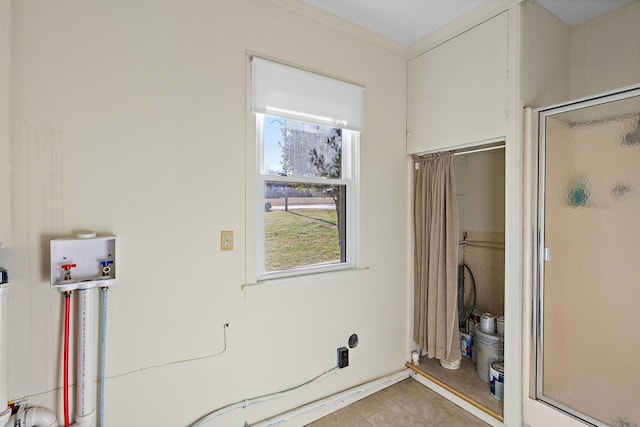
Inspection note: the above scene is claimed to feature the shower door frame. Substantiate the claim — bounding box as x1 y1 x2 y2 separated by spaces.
531 84 640 427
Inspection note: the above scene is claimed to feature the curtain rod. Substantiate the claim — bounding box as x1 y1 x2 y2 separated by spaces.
453 144 505 156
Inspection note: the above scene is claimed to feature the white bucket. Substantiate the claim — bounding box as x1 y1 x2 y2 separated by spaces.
490 361 505 401
411 351 419 366
439 358 461 370
479 312 496 334
475 329 504 383
460 332 473 358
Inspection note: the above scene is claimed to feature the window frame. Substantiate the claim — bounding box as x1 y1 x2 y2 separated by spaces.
256 113 358 281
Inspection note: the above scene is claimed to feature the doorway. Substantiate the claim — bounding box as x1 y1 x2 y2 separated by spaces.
411 145 506 422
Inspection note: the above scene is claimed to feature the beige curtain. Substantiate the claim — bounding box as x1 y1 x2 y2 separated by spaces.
413 152 460 362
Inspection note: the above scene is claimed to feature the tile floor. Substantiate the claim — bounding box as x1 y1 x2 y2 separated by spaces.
305 377 490 427
415 356 503 417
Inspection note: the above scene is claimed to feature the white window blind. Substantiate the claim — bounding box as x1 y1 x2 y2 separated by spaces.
251 56 364 131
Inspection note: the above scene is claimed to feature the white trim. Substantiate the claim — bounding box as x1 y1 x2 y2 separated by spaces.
262 175 346 186
241 266 371 294
503 3 524 426
410 136 507 157
249 369 412 427
342 130 358 270
453 144 505 156
533 83 640 115
258 262 355 282
256 115 266 278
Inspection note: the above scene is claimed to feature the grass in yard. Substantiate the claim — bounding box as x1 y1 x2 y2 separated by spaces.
265 209 340 272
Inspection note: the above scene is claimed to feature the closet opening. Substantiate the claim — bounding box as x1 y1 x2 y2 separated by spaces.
409 143 506 422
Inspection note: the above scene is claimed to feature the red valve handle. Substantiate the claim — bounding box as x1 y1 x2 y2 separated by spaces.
61 264 77 271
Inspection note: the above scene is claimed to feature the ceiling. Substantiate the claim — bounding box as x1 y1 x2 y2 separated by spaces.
299 0 636 46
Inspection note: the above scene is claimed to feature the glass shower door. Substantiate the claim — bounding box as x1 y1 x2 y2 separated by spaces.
535 87 640 427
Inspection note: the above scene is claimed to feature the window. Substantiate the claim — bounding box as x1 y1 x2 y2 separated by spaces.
251 57 363 279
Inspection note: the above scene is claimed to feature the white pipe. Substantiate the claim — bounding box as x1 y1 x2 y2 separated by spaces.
249 368 412 427
0 285 9 426
5 407 57 427
98 287 108 427
75 289 96 427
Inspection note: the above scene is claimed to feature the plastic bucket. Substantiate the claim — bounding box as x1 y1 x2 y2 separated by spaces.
475 329 504 383
460 332 473 358
490 361 505 401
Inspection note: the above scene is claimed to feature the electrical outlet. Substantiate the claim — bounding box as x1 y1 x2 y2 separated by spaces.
221 231 233 251
337 347 349 368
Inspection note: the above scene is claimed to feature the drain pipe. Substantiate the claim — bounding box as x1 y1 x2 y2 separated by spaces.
75 288 96 427
0 284 10 427
5 406 57 427
97 286 108 427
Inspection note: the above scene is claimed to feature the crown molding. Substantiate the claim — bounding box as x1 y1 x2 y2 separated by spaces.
268 0 408 56
408 0 523 59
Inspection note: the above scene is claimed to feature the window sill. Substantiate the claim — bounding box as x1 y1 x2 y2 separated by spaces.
241 265 370 292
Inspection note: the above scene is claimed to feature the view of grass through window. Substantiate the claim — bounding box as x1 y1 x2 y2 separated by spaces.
264 205 340 271
261 115 348 274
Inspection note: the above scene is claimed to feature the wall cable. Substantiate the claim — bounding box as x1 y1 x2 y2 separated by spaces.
106 323 230 381
8 324 229 405
191 366 339 426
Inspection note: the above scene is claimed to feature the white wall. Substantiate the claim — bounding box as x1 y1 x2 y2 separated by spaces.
455 149 505 316
5 1 408 426
522 1 570 108
569 1 640 99
0 0 10 246
0 1 11 420
456 150 505 233
521 0 640 105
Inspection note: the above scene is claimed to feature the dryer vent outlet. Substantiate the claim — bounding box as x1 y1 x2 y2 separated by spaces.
337 347 349 368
